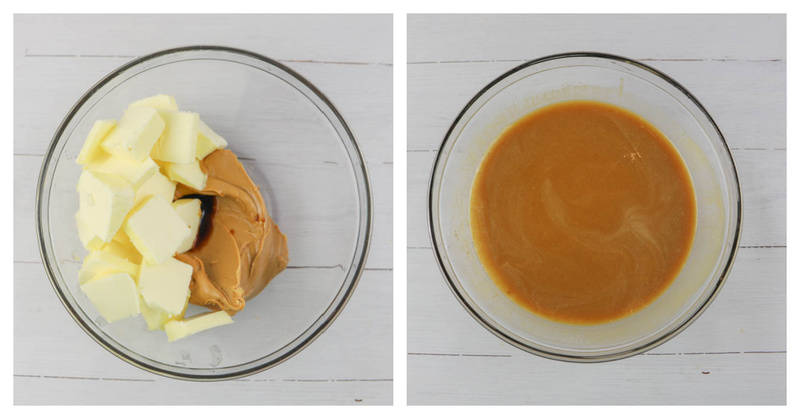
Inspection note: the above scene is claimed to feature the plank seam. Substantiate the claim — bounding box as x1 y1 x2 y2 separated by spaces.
407 246 786 250
23 52 393 67
15 374 391 383
407 148 786 153
408 58 784 65
408 352 511 358
408 351 785 357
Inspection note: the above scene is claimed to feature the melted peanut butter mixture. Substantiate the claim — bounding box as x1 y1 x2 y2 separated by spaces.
175 149 288 314
470 101 696 324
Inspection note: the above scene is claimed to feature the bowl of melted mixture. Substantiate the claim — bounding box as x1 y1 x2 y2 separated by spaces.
37 46 371 379
429 52 741 361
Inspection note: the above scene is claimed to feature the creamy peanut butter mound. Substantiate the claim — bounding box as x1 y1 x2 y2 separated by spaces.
175 149 289 314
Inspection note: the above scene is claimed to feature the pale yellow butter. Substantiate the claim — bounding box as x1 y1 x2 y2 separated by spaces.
196 118 228 159
124 195 190 264
77 170 135 242
76 212 104 250
164 311 233 342
162 159 207 190
138 257 193 316
88 154 158 189
129 94 179 112
172 198 201 253
78 247 139 285
101 106 165 161
152 111 199 164
134 171 176 206
139 296 173 331
106 231 142 264
80 272 140 323
77 120 116 165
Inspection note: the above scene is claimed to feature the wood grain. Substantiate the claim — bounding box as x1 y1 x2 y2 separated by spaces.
15 262 391 399
408 14 785 62
407 351 785 405
15 57 392 163
408 60 786 151
406 14 785 405
407 247 785 356
14 14 392 405
16 14 392 64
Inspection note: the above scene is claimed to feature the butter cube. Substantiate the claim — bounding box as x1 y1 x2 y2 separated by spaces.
172 199 202 253
124 196 190 264
139 296 172 330
163 159 207 190
140 296 187 331
138 257 193 315
77 170 135 242
76 212 104 250
134 171 176 206
107 230 142 264
102 106 165 161
78 247 139 284
164 311 233 342
111 225 136 247
196 118 228 159
130 94 179 112
152 111 199 164
89 155 158 188
80 272 140 323
77 120 116 165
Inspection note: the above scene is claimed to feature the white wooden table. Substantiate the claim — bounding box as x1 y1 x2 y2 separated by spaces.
14 14 392 405
407 14 786 405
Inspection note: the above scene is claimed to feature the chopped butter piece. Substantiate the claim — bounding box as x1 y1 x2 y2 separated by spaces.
140 296 187 331
124 196 190 264
129 94 179 112
77 120 116 165
172 199 202 253
139 296 172 330
76 212 104 250
138 257 193 316
88 154 158 188
80 272 140 323
78 247 139 284
77 170 135 242
196 118 228 159
101 106 165 161
164 311 233 342
134 171 176 206
106 230 142 264
151 111 199 164
162 159 207 190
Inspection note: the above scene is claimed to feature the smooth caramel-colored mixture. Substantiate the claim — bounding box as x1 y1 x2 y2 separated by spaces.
470 101 696 324
175 149 288 314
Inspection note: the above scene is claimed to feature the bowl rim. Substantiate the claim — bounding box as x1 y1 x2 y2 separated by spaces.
35 45 373 380
427 51 742 362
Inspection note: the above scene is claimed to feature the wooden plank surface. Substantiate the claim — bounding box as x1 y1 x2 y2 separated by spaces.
14 14 392 405
17 14 392 63
406 14 786 405
408 14 785 62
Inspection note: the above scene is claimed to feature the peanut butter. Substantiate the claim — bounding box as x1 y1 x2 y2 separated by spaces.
175 149 288 314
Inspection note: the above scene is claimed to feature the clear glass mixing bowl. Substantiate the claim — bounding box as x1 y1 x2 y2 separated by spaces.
36 46 372 380
429 52 741 362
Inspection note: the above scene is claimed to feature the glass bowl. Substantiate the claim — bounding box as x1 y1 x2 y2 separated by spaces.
429 52 741 362
36 46 372 380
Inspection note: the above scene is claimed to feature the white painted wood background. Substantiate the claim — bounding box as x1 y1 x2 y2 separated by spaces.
14 14 392 405
407 14 786 405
